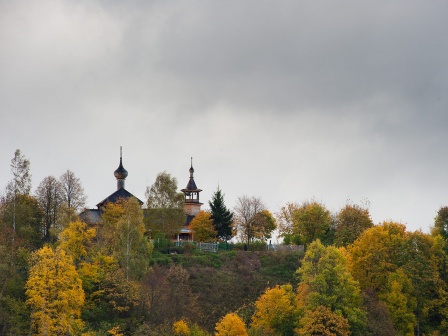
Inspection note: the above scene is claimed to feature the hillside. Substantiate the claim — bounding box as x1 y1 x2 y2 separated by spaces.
148 249 304 331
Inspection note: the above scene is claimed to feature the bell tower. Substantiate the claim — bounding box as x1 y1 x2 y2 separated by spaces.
181 157 203 216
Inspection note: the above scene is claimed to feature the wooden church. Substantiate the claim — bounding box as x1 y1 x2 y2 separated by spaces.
80 148 202 241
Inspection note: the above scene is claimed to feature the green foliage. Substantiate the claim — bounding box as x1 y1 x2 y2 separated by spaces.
99 198 152 281
432 206 448 240
1 194 44 249
282 234 303 246
350 224 448 335
297 240 367 335
209 186 234 241
334 203 373 247
0 295 30 335
380 269 416 336
145 171 186 238
252 210 277 241
0 244 31 334
292 201 332 246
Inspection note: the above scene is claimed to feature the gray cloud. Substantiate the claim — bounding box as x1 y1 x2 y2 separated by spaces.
1 0 447 232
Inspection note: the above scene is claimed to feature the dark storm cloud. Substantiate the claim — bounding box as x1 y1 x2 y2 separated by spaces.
1 0 447 232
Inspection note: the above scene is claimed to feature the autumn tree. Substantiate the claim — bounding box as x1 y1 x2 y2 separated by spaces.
215 313 248 336
292 201 332 246
190 210 217 242
349 224 448 335
298 306 350 336
0 150 37 333
276 202 302 245
234 196 272 246
432 206 448 244
0 229 33 334
209 187 233 241
251 284 296 336
173 319 190 335
141 264 200 327
59 170 87 213
398 231 448 335
58 219 95 266
348 221 407 292
432 207 448 283
252 210 277 242
380 269 416 336
362 289 395 336
6 149 32 196
334 203 373 247
4 149 32 239
116 197 153 280
100 198 152 280
35 175 64 241
296 240 367 335
26 245 85 335
145 171 186 238
0 194 43 249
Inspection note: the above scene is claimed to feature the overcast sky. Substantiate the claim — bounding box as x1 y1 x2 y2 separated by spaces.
1 0 447 233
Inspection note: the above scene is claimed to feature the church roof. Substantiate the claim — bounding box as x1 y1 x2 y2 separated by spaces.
96 188 144 208
79 209 101 225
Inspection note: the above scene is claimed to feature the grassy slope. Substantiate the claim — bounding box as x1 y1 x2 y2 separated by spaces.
151 249 304 330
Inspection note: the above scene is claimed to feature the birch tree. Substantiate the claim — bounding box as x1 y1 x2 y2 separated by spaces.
59 170 87 212
26 246 85 335
35 176 63 241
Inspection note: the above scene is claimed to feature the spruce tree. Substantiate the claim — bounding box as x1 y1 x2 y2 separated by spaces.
209 187 233 241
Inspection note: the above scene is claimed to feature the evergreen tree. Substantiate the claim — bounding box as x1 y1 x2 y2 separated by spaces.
209 187 233 241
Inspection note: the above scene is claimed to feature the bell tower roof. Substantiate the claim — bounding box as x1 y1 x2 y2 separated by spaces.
182 157 202 193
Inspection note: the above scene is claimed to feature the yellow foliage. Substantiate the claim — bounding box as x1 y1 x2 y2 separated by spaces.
173 319 190 335
190 210 217 242
26 245 85 336
251 284 296 334
298 306 350 336
59 219 96 265
215 312 248 336
108 325 123 336
348 221 406 291
296 283 311 313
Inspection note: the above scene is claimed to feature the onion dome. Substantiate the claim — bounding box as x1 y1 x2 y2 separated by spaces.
114 158 128 180
114 147 128 190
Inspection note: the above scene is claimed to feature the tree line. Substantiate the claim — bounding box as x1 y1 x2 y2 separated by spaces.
2 149 448 335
